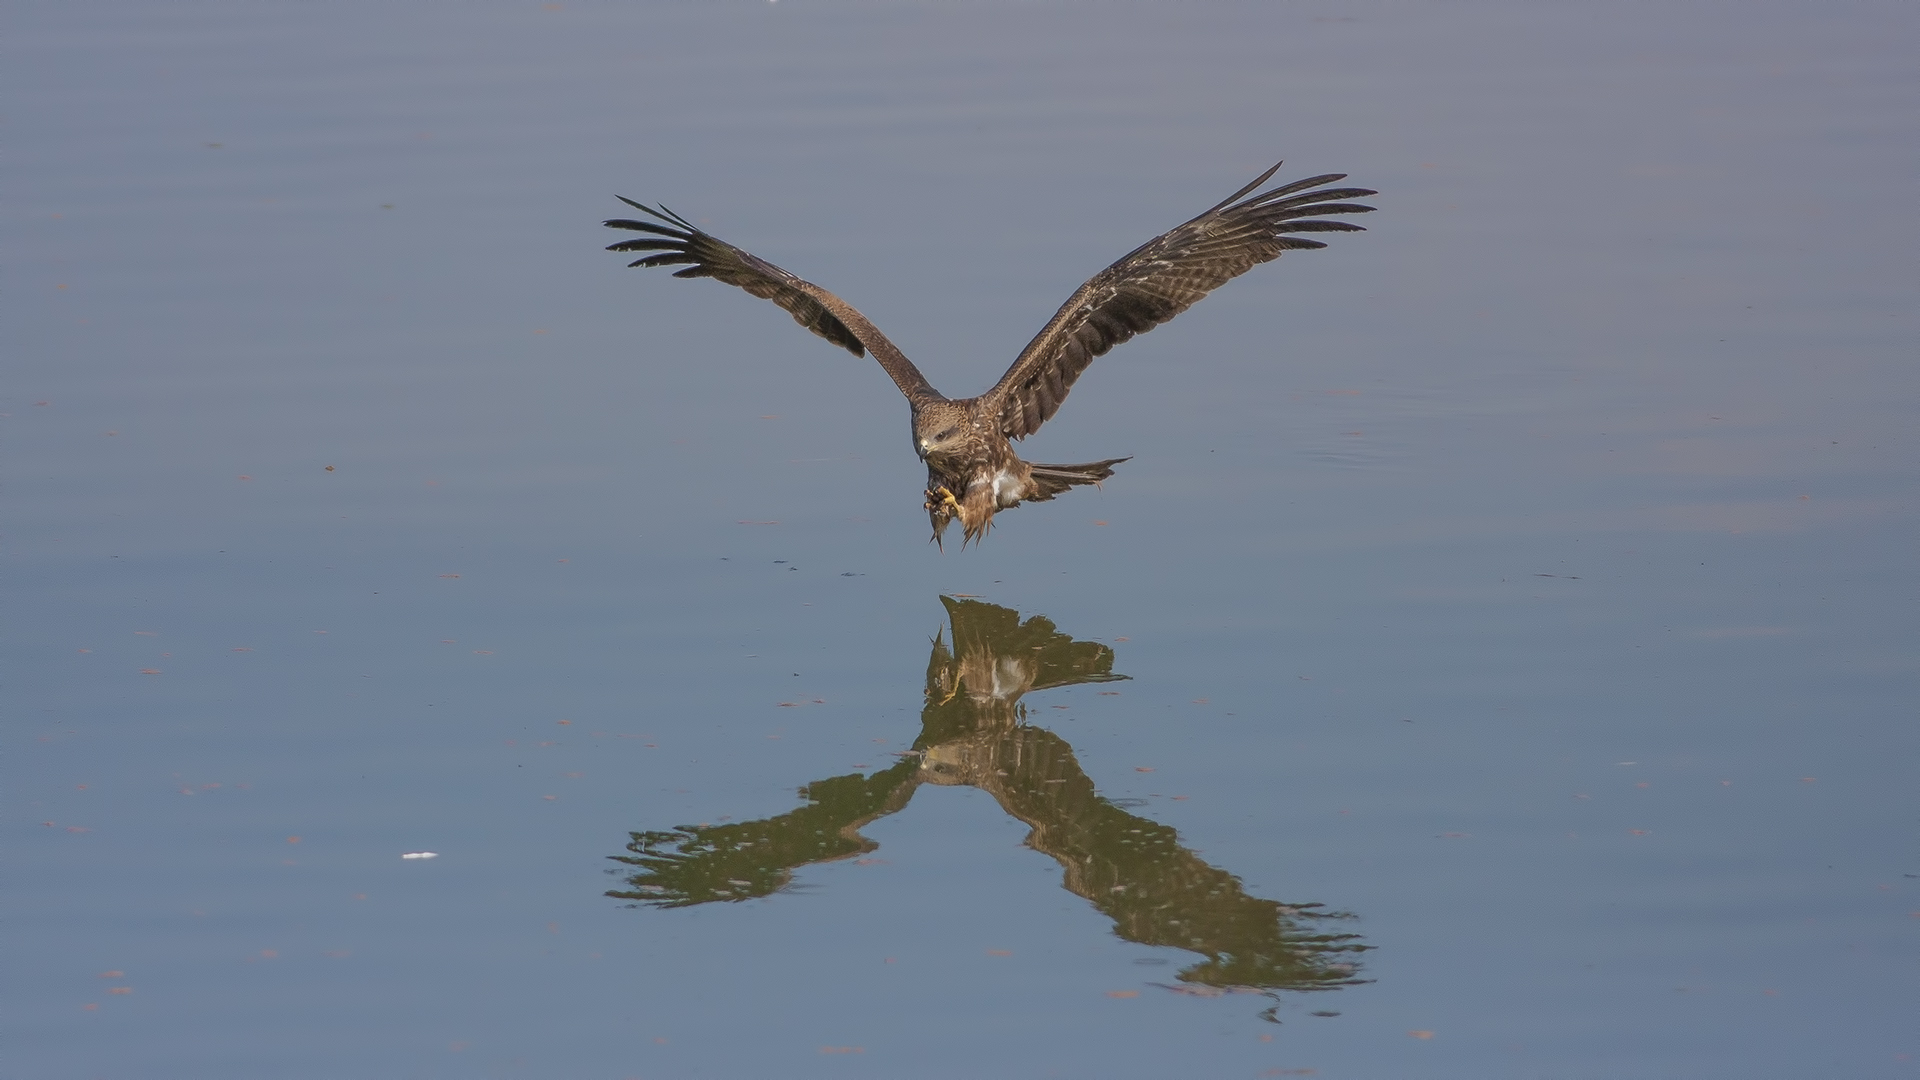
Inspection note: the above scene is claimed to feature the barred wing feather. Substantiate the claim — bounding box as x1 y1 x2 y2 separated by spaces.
987 165 1375 439
604 199 940 403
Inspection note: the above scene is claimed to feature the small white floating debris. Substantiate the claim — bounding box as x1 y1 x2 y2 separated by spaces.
400 851 439 860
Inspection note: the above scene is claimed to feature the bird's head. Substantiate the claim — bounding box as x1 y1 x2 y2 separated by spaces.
913 405 968 460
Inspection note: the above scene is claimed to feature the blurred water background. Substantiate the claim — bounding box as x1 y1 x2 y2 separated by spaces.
6 2 1916 1077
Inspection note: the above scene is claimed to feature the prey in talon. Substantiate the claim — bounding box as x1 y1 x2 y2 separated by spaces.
603 161 1375 547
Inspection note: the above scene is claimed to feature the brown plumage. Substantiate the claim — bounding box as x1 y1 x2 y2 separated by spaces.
604 161 1375 546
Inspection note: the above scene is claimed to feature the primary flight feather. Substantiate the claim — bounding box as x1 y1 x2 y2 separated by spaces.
604 161 1375 546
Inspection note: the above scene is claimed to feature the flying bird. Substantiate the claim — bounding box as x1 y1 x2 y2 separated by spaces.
604 162 1375 546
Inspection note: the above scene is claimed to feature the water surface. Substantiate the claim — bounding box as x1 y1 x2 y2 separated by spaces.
7 2 1916 1077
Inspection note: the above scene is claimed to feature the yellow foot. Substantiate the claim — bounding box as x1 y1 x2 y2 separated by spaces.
924 485 962 513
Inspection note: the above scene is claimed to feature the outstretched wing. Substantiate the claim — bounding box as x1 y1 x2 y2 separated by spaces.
985 165 1375 438
605 199 942 404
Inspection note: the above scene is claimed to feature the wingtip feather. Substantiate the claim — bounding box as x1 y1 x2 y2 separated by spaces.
1197 160 1287 218
610 197 699 233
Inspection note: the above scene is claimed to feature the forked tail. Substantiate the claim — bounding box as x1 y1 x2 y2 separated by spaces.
1026 457 1131 501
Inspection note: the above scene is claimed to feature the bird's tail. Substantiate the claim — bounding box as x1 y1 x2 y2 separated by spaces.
1026 457 1131 500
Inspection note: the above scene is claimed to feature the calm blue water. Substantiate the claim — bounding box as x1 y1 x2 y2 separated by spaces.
7 3 1916 1077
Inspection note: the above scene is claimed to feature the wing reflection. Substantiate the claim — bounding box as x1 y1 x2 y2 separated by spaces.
608 596 1369 1007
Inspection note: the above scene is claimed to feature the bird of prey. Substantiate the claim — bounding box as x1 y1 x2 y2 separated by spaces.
604 162 1375 546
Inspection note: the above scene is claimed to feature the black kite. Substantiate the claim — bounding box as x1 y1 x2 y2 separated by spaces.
605 162 1375 546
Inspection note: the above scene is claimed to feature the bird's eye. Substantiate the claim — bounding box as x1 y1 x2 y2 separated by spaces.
936 427 959 442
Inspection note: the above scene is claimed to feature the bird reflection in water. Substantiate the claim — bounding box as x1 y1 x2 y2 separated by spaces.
607 597 1368 1016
